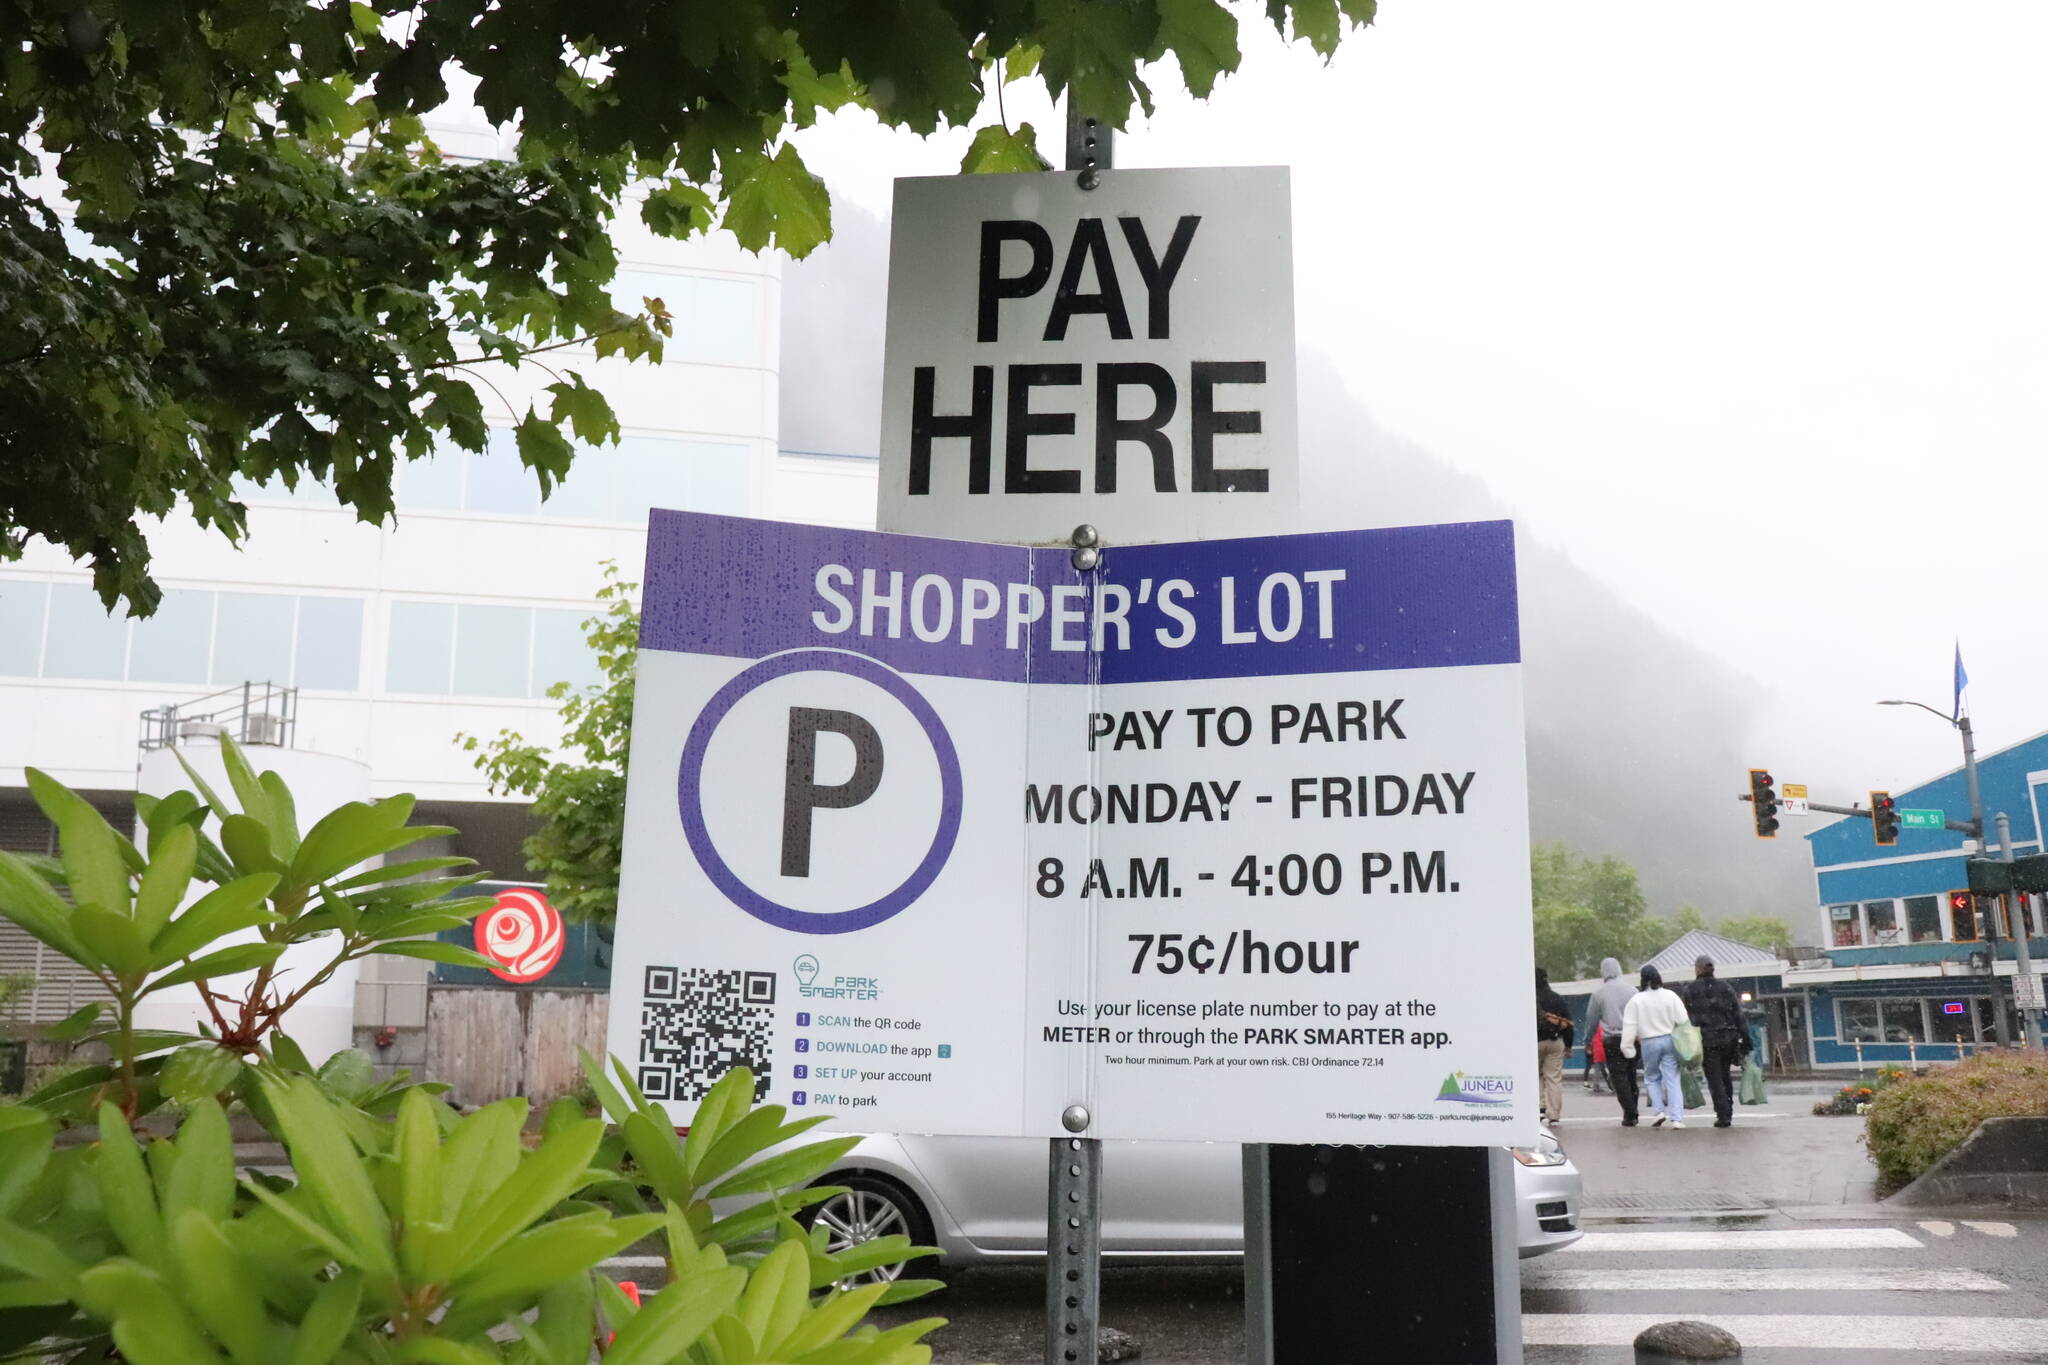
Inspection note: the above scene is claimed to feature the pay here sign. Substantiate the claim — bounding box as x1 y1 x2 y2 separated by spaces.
606 510 1536 1145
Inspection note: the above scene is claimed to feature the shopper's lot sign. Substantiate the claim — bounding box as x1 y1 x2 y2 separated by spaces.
606 510 1537 1146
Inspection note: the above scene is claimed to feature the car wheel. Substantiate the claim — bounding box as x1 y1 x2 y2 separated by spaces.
802 1173 938 1285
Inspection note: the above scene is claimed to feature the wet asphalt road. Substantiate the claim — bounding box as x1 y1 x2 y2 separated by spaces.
865 1084 2048 1363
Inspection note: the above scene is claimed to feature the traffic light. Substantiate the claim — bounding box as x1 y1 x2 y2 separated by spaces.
1871 791 1900 846
1748 769 1779 839
1949 890 1978 941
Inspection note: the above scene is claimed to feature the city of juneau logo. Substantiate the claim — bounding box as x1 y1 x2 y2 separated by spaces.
1435 1071 1514 1105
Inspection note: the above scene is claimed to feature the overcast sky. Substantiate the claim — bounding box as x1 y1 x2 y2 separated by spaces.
794 2 2048 846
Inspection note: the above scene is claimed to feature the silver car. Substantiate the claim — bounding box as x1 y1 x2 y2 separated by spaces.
804 1131 1582 1277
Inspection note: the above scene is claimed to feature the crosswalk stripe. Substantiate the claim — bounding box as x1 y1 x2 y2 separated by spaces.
1525 1314 2048 1353
1524 1267 2006 1293
1564 1227 1921 1253
1964 1220 2019 1238
1919 1219 1956 1237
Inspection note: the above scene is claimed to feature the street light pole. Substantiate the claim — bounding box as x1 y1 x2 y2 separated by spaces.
1992 812 2046 1049
1878 700 2010 1046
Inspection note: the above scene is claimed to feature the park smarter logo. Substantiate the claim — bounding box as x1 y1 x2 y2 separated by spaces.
1435 1071 1514 1105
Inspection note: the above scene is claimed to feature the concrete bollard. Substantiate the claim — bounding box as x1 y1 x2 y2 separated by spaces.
1635 1319 1742 1360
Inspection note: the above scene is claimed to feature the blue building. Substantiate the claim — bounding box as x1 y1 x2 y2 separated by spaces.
1773 728 2048 1069
1554 732 2048 1072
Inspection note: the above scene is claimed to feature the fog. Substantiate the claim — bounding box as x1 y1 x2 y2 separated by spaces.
781 204 1815 923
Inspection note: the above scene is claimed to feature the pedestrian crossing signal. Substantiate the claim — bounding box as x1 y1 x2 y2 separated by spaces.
1871 791 1899 846
1748 769 1779 839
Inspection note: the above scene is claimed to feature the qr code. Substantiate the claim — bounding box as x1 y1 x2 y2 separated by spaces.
638 966 775 1104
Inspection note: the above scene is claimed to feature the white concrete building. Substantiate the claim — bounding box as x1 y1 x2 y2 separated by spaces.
0 111 881 1041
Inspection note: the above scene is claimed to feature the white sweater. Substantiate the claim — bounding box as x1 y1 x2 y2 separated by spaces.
1620 988 1691 1057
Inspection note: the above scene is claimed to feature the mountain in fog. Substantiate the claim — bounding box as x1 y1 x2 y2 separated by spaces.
780 204 1814 923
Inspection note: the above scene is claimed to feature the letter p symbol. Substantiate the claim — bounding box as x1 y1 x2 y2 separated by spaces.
782 707 885 878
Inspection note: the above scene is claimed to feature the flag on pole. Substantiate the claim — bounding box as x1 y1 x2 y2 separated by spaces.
1953 642 1969 721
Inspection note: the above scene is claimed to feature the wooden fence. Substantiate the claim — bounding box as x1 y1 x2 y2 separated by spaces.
425 986 609 1110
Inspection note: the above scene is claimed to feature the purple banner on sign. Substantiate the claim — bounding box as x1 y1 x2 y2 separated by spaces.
638 510 1518 684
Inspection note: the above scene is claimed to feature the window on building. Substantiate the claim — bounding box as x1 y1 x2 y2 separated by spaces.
1930 999 1974 1046
1837 998 1881 1042
1881 998 1927 1042
612 270 760 366
397 432 749 524
1904 895 1943 943
43 583 128 680
212 592 296 685
1829 904 1862 947
1863 900 1900 945
386 601 603 698
386 601 455 694
0 579 49 676
11 585 362 691
1974 995 2022 1043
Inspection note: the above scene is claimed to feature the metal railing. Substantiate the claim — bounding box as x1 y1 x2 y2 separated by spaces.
138 682 298 752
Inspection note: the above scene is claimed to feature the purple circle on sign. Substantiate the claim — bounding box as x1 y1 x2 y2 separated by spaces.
678 649 963 934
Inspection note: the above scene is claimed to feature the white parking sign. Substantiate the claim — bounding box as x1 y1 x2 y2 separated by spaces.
607 511 1537 1145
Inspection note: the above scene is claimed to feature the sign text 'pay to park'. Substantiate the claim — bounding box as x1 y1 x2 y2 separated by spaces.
605 511 1538 1146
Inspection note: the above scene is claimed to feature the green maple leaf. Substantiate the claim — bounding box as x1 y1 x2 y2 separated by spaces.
1154 0 1240 99
1037 0 1154 128
960 122 1049 175
722 144 832 259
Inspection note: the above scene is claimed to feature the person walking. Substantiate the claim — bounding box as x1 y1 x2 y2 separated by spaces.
1680 954 1750 1128
1535 967 1575 1125
1621 964 1691 1129
1582 956 1640 1125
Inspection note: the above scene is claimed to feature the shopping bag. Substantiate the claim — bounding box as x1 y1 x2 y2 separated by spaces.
1680 1060 1706 1110
1739 1050 1767 1105
1672 1021 1703 1064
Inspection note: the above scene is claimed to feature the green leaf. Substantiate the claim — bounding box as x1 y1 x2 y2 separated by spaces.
1037 0 1154 128
73 903 153 973
332 856 474 891
161 1046 246 1104
777 1282 890 1356
695 1107 833 1188
173 748 237 826
220 813 285 875
702 1134 861 1202
261 1075 396 1276
437 1098 526 1229
1154 0 1241 97
367 940 501 970
449 1117 605 1272
216 736 273 832
723 144 832 260
737 1237 809 1352
0 1108 54 1218
133 824 197 942
238 1179 361 1269
602 1264 747 1365
170 1210 270 1365
959 122 1049 174
682 1065 754 1181
873 1278 946 1306
162 1099 233 1226
41 1000 105 1042
149 873 281 964
26 768 132 919
0 1215 84 1288
450 1210 661 1305
701 1183 840 1248
97 1102 165 1269
393 1090 442 1280
144 941 285 993
1005 42 1045 84
0 847 88 961
286 1270 361 1365
619 1110 691 1206
316 1048 376 1101
288 795 424 885
75 1259 222 1365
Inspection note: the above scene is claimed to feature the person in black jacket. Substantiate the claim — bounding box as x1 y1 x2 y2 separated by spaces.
1535 966 1576 1124
1679 954 1750 1127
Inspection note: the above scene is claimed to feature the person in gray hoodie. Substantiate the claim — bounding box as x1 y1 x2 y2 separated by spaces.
1582 957 1641 1126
